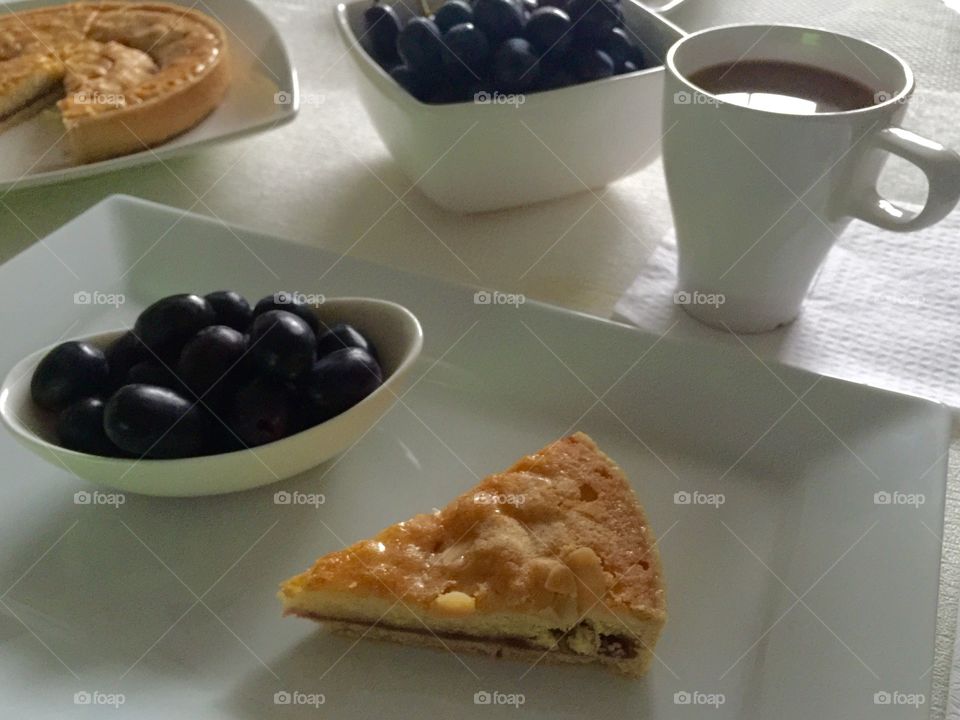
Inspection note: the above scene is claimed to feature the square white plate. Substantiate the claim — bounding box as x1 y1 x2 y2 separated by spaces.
0 0 298 191
0 195 951 719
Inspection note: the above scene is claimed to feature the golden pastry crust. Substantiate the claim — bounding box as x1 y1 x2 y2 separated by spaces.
0 52 64 124
0 4 93 60
0 1 229 162
280 433 667 677
283 433 665 618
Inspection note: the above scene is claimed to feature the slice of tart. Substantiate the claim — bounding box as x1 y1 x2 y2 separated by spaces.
0 53 65 132
279 432 667 678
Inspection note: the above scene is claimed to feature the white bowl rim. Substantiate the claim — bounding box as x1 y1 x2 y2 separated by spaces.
0 296 424 468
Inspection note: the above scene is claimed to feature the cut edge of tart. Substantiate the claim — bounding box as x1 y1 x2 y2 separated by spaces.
279 432 667 678
0 54 65 131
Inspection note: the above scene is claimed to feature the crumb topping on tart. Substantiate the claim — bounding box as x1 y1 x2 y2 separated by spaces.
58 39 158 117
282 433 665 622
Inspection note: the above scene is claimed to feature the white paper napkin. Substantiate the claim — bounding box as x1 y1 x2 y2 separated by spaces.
614 211 960 409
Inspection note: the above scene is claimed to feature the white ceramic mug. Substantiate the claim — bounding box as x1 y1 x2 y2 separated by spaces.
662 24 960 332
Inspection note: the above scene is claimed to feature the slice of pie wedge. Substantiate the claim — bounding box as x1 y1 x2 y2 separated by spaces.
279 432 666 678
0 53 66 132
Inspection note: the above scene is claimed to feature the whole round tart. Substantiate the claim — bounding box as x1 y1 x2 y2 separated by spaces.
0 1 230 162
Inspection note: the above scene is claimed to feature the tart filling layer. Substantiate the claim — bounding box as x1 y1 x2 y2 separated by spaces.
296 613 640 660
0 86 62 125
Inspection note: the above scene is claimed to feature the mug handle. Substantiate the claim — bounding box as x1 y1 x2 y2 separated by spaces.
852 127 960 232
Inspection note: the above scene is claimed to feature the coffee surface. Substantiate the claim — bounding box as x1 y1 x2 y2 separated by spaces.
688 60 879 114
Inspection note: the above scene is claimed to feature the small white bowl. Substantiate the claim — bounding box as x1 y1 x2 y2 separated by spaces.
0 298 423 497
334 0 685 212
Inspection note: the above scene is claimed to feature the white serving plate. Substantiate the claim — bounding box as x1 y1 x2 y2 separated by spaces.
0 298 423 497
0 0 299 192
335 0 685 212
0 195 950 719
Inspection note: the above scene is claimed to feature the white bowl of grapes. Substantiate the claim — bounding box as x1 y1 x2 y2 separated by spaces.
335 0 685 212
0 292 423 497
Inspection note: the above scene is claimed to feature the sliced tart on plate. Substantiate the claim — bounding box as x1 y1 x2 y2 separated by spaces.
280 432 666 678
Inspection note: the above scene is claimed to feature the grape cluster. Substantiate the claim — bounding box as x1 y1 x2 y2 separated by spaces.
30 291 383 459
362 0 646 103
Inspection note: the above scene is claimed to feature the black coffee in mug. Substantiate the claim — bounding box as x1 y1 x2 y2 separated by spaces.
688 60 879 114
